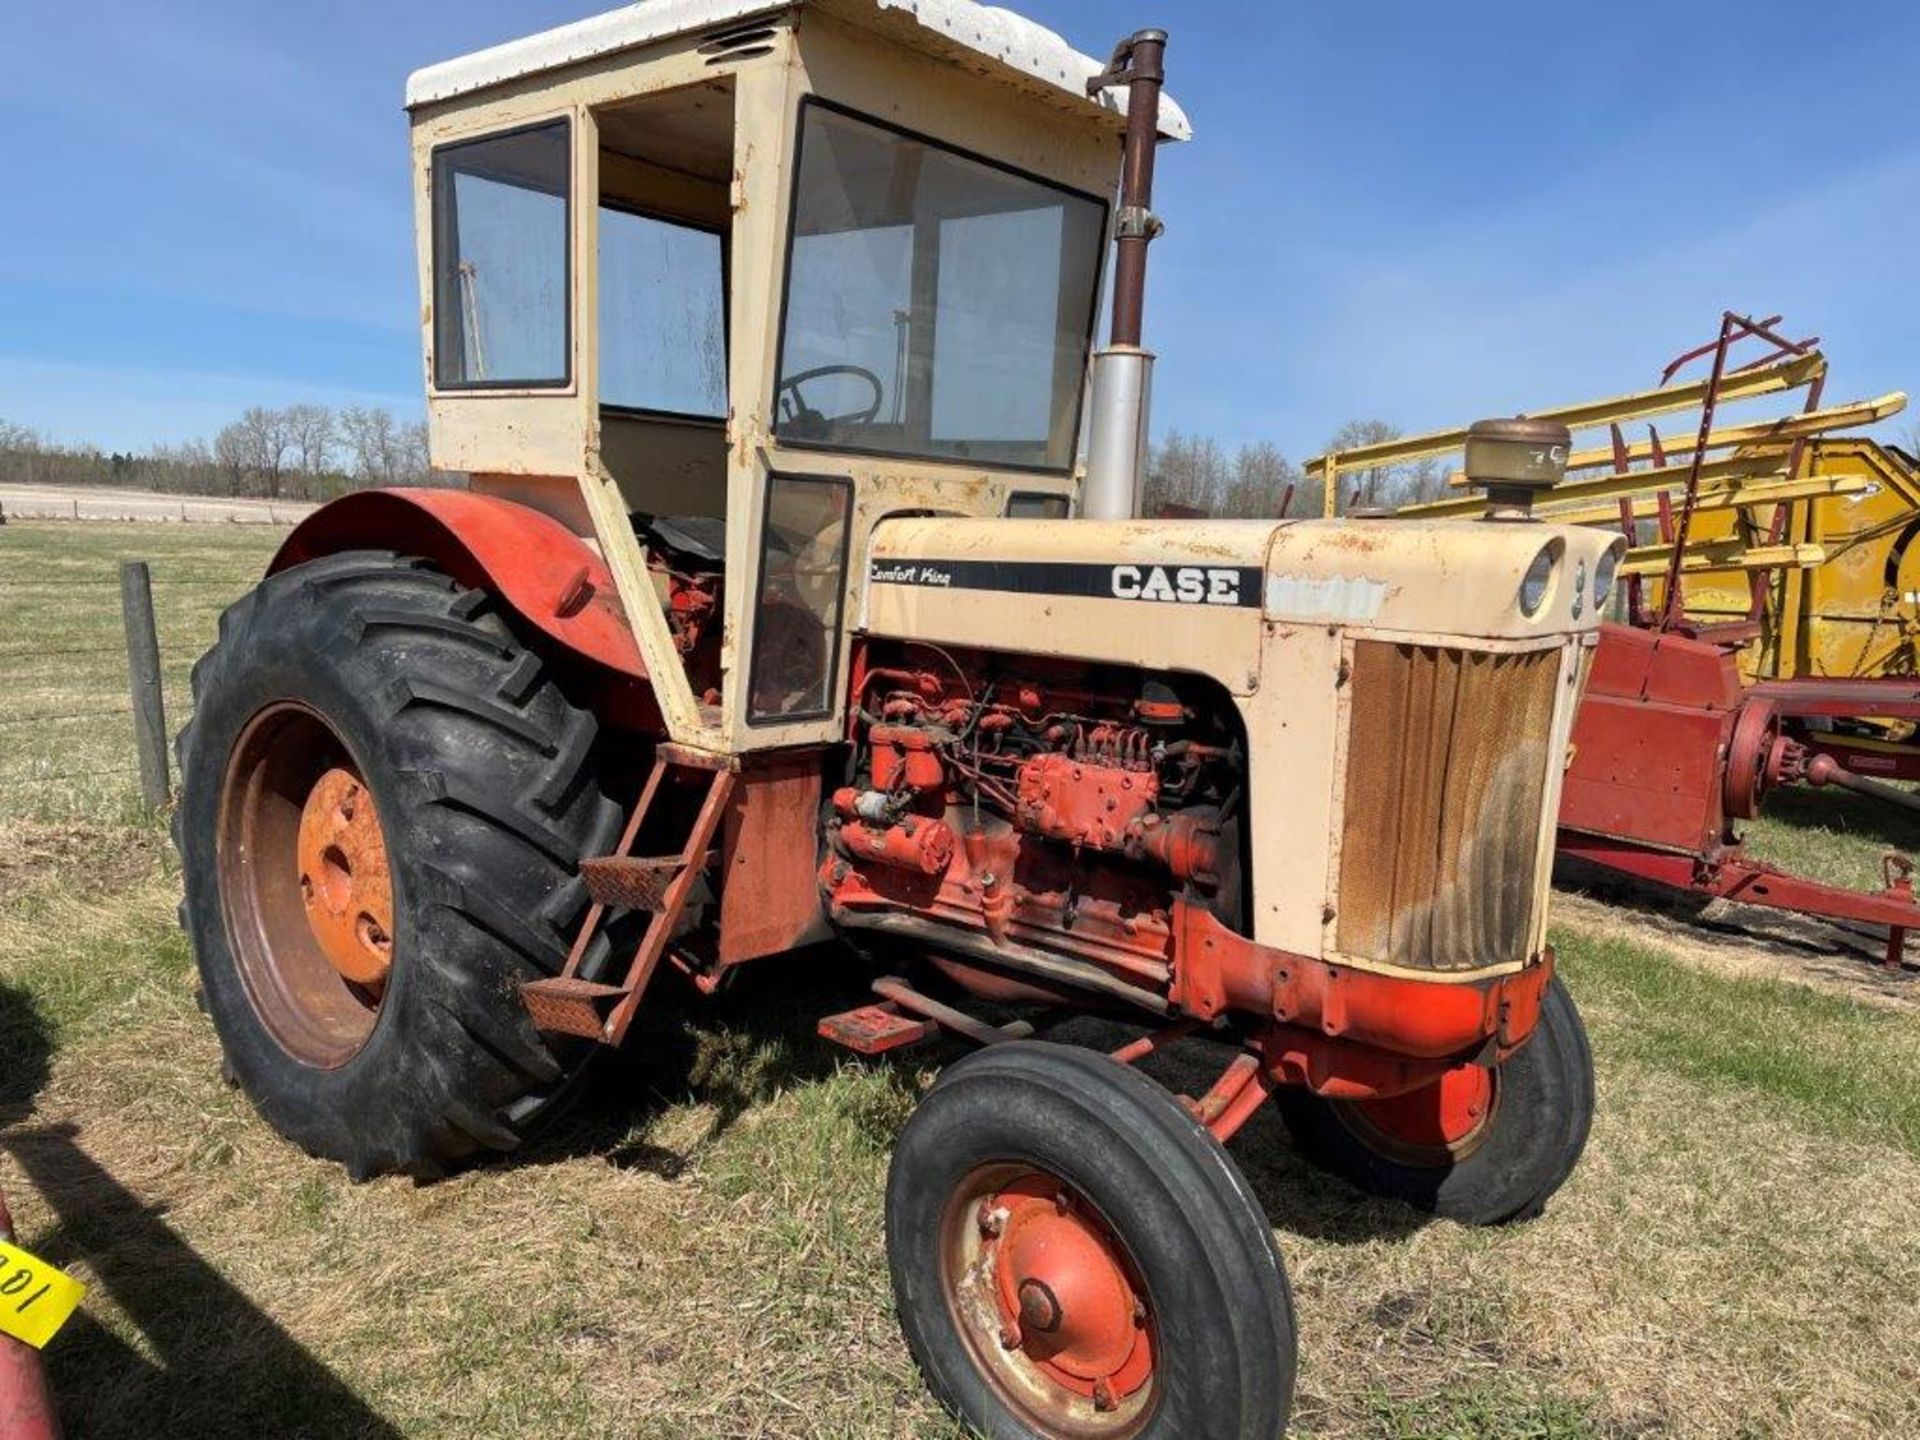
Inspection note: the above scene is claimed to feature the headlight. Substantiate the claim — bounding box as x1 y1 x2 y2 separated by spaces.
1519 544 1557 617
1593 546 1621 608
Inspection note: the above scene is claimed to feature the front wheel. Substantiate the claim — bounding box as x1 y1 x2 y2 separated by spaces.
1275 975 1594 1225
887 1042 1296 1439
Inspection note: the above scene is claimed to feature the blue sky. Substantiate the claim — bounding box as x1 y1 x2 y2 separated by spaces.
2 0 1916 457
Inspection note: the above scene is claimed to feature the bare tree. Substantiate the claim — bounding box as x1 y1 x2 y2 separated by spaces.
208 408 295 497
1323 419 1404 509
339 405 402 486
1145 430 1229 517
149 439 222 494
1218 441 1298 519
284 404 336 477
211 423 249 496
399 420 432 485
0 420 43 486
1396 456 1448 505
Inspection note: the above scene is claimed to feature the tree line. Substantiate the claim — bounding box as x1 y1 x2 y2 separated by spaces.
1144 419 1450 521
0 404 451 503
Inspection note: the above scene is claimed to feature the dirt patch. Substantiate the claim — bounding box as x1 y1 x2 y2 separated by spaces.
0 821 164 903
1553 867 1920 1013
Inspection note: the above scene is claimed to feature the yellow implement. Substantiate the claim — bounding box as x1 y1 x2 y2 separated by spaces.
1619 540 1828 579
1320 320 1920 683
1303 349 1830 502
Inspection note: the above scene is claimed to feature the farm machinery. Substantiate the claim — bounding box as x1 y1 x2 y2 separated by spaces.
1319 314 1920 968
174 5 1618 1435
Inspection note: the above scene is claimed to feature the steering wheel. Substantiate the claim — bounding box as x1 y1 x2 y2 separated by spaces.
777 364 885 437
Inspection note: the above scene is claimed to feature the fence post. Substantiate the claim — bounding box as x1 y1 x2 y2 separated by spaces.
120 560 171 810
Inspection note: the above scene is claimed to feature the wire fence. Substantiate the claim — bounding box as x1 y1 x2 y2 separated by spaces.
0 524 287 821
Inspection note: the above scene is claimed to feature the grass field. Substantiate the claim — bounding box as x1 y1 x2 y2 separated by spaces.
2 521 1917 1438
0 521 286 821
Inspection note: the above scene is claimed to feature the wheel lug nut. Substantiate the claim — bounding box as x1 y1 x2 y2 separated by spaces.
978 1201 1005 1238
1093 1379 1116 1412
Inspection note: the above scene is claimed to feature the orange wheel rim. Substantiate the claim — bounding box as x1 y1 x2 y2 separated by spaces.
940 1165 1156 1437
295 767 394 987
217 704 391 1069
1337 1062 1499 1166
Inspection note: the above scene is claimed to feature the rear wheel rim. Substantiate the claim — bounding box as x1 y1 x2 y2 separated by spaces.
1334 1062 1499 1167
217 703 391 1068
938 1163 1157 1437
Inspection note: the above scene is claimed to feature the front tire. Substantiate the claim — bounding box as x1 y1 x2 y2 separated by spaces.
887 1042 1296 1439
1274 975 1594 1225
175 552 620 1178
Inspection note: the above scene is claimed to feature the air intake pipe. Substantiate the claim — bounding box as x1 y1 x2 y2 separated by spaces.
1082 29 1168 521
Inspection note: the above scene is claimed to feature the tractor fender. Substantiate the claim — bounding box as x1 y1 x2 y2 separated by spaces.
272 489 646 679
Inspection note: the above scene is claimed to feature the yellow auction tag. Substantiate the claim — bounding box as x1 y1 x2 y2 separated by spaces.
0 1241 85 1349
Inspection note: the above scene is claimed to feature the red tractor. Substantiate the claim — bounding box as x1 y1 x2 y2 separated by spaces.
174 6 1617 1435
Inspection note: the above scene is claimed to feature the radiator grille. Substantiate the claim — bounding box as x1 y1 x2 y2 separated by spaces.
1336 642 1561 972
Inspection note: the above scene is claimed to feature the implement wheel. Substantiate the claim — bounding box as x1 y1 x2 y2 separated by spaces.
1275 976 1594 1225
887 1043 1296 1439
175 552 620 1178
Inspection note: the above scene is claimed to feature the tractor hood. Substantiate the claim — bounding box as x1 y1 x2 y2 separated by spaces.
863 515 1620 671
1263 517 1621 641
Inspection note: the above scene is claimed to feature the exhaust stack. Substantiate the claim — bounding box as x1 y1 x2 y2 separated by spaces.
1082 29 1168 521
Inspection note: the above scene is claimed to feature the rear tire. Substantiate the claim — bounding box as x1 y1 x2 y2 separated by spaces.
175 552 620 1178
887 1042 1296 1439
1274 976 1593 1225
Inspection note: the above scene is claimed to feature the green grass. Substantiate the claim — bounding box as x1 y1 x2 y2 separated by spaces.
0 521 283 820
1553 926 1920 1156
1740 784 1920 892
1363 1378 1604 1440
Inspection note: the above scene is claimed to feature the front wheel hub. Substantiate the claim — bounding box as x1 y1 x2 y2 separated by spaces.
944 1168 1155 1434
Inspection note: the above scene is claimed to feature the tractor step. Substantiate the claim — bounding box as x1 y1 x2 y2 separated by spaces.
818 1003 938 1056
522 749 738 1047
578 855 681 912
521 977 631 1039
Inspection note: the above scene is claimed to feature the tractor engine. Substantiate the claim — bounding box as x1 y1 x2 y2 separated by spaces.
824 644 1245 1008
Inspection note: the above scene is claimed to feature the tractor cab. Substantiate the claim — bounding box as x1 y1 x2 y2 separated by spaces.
406 0 1189 753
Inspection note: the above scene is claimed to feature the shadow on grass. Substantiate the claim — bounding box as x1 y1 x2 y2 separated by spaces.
1760 783 1920 853
511 948 1430 1248
1554 852 1919 979
0 982 399 1440
508 941 951 1176
1037 1012 1430 1248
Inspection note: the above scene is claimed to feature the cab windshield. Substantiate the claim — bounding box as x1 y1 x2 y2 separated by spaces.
775 102 1106 473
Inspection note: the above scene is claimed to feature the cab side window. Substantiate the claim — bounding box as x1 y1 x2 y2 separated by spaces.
432 121 571 389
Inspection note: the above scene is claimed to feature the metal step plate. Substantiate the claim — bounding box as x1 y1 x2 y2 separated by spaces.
521 976 629 1038
817 1003 937 1056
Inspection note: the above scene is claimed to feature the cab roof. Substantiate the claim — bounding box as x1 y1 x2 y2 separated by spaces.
404 0 1192 141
